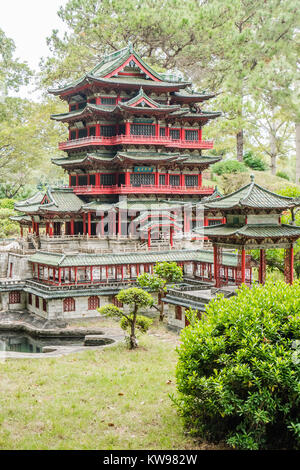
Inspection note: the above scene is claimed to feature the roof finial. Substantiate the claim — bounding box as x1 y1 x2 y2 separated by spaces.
250 173 255 183
128 41 133 53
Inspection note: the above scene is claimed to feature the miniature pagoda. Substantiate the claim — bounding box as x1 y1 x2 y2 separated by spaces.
13 44 222 250
195 175 300 286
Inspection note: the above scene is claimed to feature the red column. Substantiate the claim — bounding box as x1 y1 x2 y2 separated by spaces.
58 268 61 285
125 121 130 136
71 219 74 235
96 123 100 136
241 248 246 284
20 225 23 237
284 245 294 284
125 172 130 186
198 173 202 187
148 228 151 248
90 266 93 283
166 173 170 186
170 226 174 248
76 175 79 187
155 169 159 186
96 173 100 186
88 212 91 236
199 128 202 141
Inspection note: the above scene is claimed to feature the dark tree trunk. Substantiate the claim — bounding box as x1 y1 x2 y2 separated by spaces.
159 290 165 322
129 308 138 349
236 130 244 162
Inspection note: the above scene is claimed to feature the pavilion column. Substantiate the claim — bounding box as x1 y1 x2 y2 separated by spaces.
125 121 130 136
241 248 246 284
70 219 74 235
125 171 130 187
20 225 23 238
259 249 266 284
118 210 122 236
155 168 159 186
148 228 151 249
88 212 91 236
213 245 222 288
198 172 202 187
170 226 174 248
284 244 294 284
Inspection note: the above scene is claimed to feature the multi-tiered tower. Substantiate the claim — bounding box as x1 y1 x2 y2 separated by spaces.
15 44 221 251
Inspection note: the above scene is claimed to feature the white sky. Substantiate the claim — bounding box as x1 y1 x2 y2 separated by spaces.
1 0 68 99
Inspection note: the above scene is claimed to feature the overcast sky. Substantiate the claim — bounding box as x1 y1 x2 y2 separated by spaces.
1 0 68 98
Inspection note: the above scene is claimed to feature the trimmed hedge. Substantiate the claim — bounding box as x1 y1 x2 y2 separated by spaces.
174 281 300 450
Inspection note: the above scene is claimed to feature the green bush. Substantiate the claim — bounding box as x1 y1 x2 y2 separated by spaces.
174 281 300 450
276 171 290 181
212 160 248 176
243 151 267 171
120 314 153 333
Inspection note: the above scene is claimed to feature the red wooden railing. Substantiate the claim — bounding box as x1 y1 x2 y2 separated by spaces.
72 184 215 195
58 134 214 150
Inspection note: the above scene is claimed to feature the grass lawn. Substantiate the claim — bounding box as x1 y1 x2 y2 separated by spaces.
0 321 219 450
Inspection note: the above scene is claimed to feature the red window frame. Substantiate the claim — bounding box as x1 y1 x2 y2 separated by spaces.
88 296 100 310
63 297 75 312
9 291 21 304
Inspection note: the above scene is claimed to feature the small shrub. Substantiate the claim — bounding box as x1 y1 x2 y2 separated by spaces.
243 151 267 171
276 171 290 181
120 315 153 333
174 281 300 450
212 160 248 176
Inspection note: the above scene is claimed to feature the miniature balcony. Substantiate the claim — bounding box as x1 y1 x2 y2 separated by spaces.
72 184 215 196
58 134 214 151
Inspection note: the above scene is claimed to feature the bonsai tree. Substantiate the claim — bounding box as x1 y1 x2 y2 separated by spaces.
174 280 300 450
137 261 183 322
98 287 153 349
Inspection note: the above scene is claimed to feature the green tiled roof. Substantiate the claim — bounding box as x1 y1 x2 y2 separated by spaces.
29 248 239 268
195 223 300 239
204 175 300 211
48 45 189 96
15 188 84 215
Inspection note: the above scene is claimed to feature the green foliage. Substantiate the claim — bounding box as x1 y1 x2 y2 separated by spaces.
98 288 153 349
174 281 300 450
0 198 15 209
276 171 290 181
116 287 153 309
153 262 183 284
243 151 267 171
212 160 248 176
120 314 153 334
137 273 165 292
277 186 300 198
98 304 123 318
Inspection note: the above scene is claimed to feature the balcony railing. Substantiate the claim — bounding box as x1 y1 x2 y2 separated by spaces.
72 184 215 195
59 134 214 150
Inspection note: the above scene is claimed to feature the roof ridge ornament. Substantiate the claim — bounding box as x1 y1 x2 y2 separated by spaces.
128 41 133 53
250 174 255 183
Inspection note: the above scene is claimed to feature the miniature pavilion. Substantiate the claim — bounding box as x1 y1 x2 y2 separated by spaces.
195 175 300 286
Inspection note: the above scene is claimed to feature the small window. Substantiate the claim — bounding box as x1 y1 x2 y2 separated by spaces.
35 296 39 309
159 127 166 136
70 175 77 186
185 175 198 187
159 174 165 186
169 175 180 186
88 126 96 136
9 291 21 304
185 130 198 141
89 174 95 186
101 125 116 137
28 293 32 305
101 97 117 105
88 296 100 310
63 297 75 312
77 101 86 110
88 98 96 104
112 296 123 308
70 104 77 111
78 128 88 139
43 299 47 312
78 175 88 186
70 130 77 140
170 129 180 140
